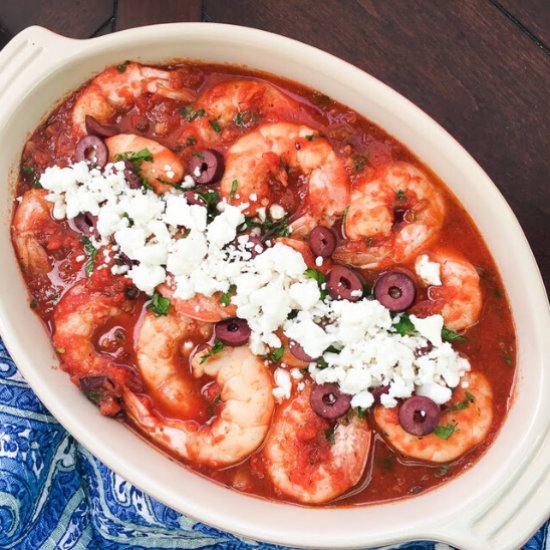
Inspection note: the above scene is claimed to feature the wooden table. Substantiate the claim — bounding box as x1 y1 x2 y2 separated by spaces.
1 0 548 292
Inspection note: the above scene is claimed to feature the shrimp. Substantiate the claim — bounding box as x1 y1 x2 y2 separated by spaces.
53 280 139 416
334 162 446 269
263 383 372 504
411 248 482 331
12 189 77 277
72 62 195 135
136 309 212 415
184 79 299 144
220 123 349 233
374 372 493 463
105 134 184 193
124 345 274 467
158 283 237 323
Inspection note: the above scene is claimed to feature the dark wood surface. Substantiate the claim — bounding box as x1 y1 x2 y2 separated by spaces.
1 0 548 292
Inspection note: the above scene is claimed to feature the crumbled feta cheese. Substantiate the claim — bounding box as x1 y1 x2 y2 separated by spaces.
40 160 470 409
273 368 292 402
270 204 286 220
415 254 442 286
410 314 444 346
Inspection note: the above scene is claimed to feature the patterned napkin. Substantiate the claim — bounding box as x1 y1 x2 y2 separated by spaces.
0 339 546 550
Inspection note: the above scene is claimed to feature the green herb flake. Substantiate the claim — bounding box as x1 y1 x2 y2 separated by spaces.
233 110 257 128
187 108 207 122
209 119 222 133
305 134 318 142
341 206 349 226
115 332 125 340
200 340 225 364
32 181 43 189
396 189 406 201
270 346 285 363
353 155 367 172
357 408 367 419
299 367 308 374
503 349 513 366
114 148 153 163
196 190 219 206
117 60 130 73
444 391 475 413
22 164 35 176
324 428 335 445
185 135 198 147
219 284 236 307
393 313 415 336
191 151 204 160
147 291 171 317
316 356 329 370
441 326 467 343
434 423 458 440
84 390 101 404
30 298 38 309
366 237 373 248
434 464 450 478
229 180 239 203
214 395 221 404
304 268 326 284
80 236 98 276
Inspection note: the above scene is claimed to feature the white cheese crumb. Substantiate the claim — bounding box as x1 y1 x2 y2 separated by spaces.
315 256 324 267
410 314 444 346
269 204 286 220
272 368 292 402
415 254 442 286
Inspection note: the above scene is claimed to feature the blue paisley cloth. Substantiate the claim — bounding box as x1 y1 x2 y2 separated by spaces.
0 338 547 550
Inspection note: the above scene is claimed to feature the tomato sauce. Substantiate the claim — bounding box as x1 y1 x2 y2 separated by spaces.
12 61 515 506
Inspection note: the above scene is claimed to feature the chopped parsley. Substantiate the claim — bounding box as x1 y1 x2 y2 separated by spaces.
396 189 406 201
229 180 238 203
80 237 98 276
341 206 349 226
114 148 154 190
304 268 327 300
191 151 205 160
299 367 308 375
324 428 335 445
443 391 475 413
233 110 257 128
305 134 322 142
21 164 35 176
115 148 153 163
84 390 102 404
353 155 367 172
316 356 329 370
209 119 222 133
147 291 170 317
304 268 326 284
434 423 458 440
366 237 373 247
180 107 207 121
214 395 221 404
392 313 415 336
29 298 37 309
200 340 225 364
116 60 130 73
441 326 466 343
503 349 513 366
434 464 449 478
357 408 367 419
185 135 198 147
219 284 236 307
270 346 284 363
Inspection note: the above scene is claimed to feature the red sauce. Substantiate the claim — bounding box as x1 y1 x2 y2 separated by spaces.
12 62 516 506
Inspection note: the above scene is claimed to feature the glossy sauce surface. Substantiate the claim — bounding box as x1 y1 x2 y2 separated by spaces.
13 62 516 506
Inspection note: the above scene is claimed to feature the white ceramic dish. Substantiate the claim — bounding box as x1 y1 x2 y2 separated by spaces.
0 23 549 550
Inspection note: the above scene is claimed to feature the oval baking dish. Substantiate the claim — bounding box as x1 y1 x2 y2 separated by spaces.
0 23 549 550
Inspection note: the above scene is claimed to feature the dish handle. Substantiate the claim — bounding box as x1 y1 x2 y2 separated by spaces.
0 26 81 107
431 431 550 550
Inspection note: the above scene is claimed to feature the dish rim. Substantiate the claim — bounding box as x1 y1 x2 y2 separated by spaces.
0 22 549 550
